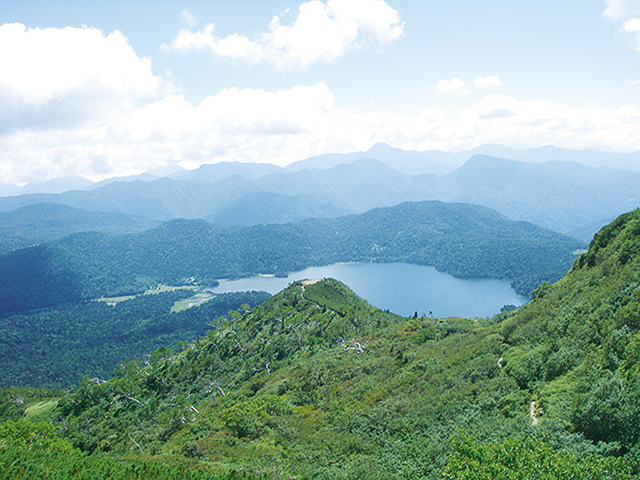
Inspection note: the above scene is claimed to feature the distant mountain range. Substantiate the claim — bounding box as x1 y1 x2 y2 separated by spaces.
7 143 640 194
0 144 638 243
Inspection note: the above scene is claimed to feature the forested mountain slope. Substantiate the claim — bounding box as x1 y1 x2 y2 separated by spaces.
0 201 583 316
3 209 638 478
0 203 159 254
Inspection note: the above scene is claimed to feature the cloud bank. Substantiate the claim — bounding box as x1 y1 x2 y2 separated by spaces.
2 23 640 184
0 23 163 134
163 0 405 67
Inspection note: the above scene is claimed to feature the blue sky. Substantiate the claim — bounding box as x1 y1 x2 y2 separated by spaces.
1 0 640 183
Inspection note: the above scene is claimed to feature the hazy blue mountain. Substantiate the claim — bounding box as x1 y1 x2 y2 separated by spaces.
0 159 425 221
171 161 281 182
0 203 160 255
468 144 640 171
284 143 640 174
87 165 185 190
1 151 639 241
257 157 438 212
272 154 640 240
21 176 95 194
145 164 186 177
15 176 94 195
87 173 160 189
0 183 21 197
285 142 459 175
440 155 640 238
208 191 352 226
0 177 255 220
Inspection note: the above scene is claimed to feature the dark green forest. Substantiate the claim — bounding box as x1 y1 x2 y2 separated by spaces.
0 290 270 388
0 200 584 316
1 209 639 479
0 202 159 255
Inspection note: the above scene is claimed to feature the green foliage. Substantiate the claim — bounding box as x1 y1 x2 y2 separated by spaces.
443 434 633 479
0 419 267 479
0 418 74 453
571 372 640 447
0 387 61 423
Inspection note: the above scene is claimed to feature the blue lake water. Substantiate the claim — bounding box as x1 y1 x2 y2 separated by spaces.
206 263 528 318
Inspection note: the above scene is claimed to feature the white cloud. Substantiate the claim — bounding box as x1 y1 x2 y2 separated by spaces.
0 23 165 134
163 0 404 68
165 24 266 61
181 9 197 28
0 23 158 103
435 78 469 95
603 0 640 21
624 17 640 30
622 17 640 49
603 1 640 50
473 75 503 88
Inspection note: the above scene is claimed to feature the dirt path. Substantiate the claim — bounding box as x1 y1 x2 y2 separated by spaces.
300 279 320 297
530 401 539 426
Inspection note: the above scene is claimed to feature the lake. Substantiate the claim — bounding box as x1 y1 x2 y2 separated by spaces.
206 263 528 318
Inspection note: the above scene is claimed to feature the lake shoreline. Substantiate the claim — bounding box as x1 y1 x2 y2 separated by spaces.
206 262 528 318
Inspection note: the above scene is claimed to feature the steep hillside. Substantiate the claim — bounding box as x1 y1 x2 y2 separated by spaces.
0 201 583 316
498 209 640 452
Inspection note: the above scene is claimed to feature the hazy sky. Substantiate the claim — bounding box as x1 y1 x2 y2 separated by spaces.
2 0 640 183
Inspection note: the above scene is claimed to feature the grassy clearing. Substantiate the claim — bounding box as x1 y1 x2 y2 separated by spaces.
96 284 198 306
145 285 197 295
95 295 137 306
24 400 58 423
171 292 215 313
96 284 212 313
